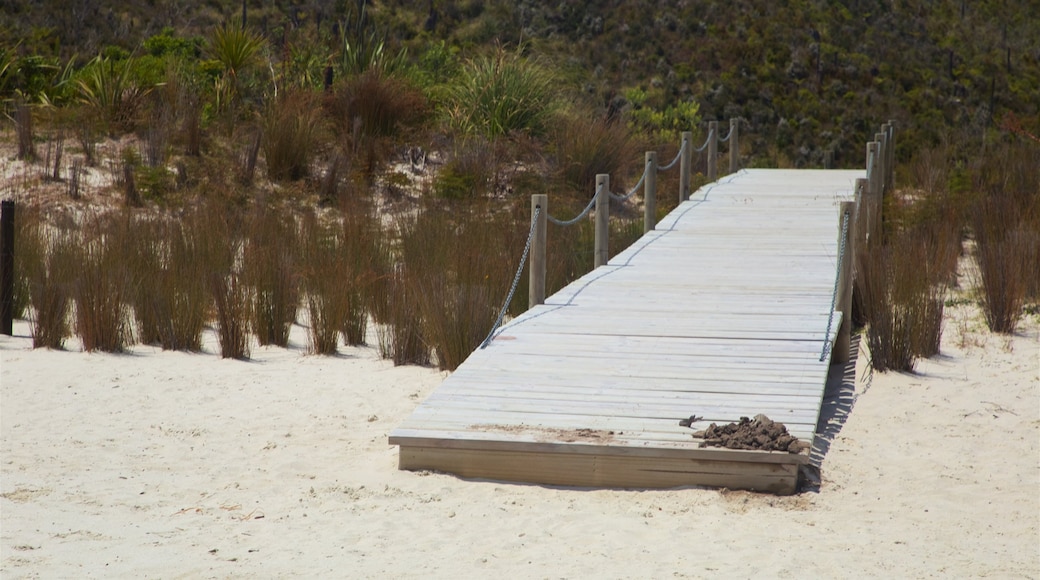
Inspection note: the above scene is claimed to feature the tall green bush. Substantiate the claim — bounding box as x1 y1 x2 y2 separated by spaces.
446 48 557 139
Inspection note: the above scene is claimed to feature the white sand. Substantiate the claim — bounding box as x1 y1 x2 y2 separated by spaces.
2 305 1038 579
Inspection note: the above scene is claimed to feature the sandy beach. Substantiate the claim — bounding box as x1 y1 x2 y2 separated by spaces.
2 302 1038 579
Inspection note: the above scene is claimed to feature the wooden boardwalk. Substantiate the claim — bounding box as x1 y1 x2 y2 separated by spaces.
390 169 863 494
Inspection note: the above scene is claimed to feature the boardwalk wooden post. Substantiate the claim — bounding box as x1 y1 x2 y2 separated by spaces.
529 194 547 309
1 200 14 335
875 131 887 196
679 131 692 202
644 151 657 234
824 149 833 169
594 174 610 268
885 121 896 192
866 143 883 241
729 118 740 173
707 121 718 182
833 200 856 364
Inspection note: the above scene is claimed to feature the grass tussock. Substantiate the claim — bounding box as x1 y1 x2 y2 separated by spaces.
856 189 960 371
970 142 1040 333
244 208 299 347
11 206 42 320
211 270 250 360
146 208 228 352
339 198 384 345
551 115 641 198
325 69 429 180
28 228 76 349
263 91 323 182
398 201 520 370
299 213 350 355
375 267 430 366
446 48 557 140
74 214 134 353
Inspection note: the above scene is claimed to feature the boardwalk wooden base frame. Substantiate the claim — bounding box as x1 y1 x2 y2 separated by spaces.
393 433 808 495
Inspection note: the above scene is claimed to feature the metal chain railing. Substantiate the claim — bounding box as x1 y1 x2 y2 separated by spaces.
481 206 542 349
546 182 605 227
820 208 851 362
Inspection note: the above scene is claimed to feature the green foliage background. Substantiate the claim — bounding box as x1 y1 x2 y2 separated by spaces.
2 0 1037 166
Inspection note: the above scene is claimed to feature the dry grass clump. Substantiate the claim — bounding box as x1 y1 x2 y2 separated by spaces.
263 91 323 182
298 212 350 355
211 268 250 360
11 205 42 320
325 69 429 180
856 185 960 372
551 115 641 198
398 200 520 370
145 208 227 351
27 227 76 349
338 198 384 345
243 208 299 347
74 214 134 353
969 142 1039 333
375 266 430 366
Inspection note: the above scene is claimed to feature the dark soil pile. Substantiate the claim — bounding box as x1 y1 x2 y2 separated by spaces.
690 414 809 454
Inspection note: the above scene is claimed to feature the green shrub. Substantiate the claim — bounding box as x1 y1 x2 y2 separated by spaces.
446 48 557 139
74 54 152 135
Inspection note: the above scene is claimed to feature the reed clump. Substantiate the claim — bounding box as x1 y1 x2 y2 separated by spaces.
74 214 134 353
263 91 323 182
399 201 519 371
243 208 299 347
969 142 1039 333
28 228 76 349
298 212 350 355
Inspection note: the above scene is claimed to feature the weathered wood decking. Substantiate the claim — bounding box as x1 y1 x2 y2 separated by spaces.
390 169 863 494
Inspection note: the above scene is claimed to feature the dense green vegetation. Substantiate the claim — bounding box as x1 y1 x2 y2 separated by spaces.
2 1 1037 370
2 0 1037 166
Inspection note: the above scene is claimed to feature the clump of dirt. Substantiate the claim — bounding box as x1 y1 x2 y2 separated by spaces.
691 414 809 454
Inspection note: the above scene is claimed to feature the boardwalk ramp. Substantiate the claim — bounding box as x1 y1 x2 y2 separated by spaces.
390 169 862 494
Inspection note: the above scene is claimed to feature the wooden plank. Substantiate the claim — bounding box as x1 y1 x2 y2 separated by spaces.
398 446 801 494
390 428 810 465
404 408 819 442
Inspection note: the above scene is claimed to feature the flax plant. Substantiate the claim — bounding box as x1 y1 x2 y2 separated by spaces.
446 48 557 140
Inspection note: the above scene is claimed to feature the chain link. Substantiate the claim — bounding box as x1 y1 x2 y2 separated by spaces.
820 209 851 362
481 206 541 349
